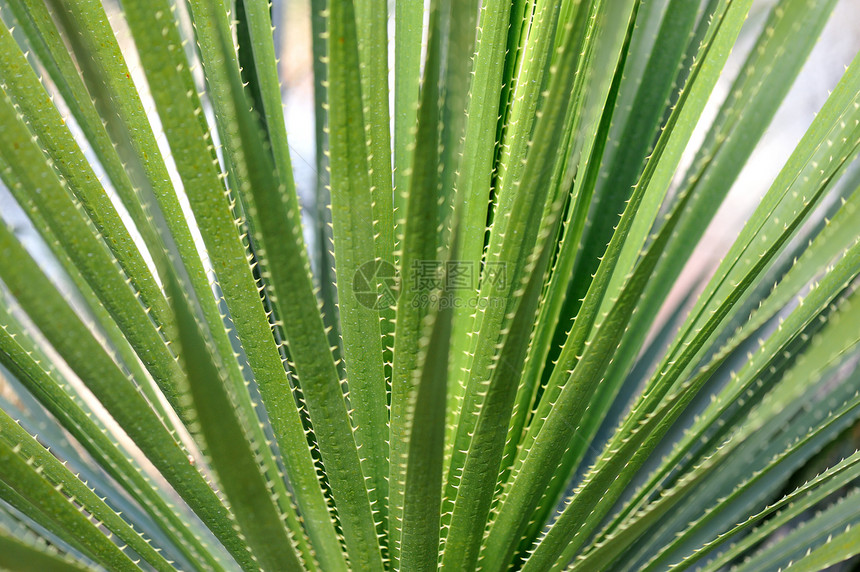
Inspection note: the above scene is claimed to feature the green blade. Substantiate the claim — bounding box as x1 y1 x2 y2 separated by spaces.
521 46 860 568
444 2 614 542
353 0 396 383
0 528 89 572
115 0 339 566
326 0 389 541
0 21 171 339
489 146 696 572
389 0 446 565
442 203 562 571
565 0 697 326
3 0 166 260
783 522 860 572
594 0 841 438
734 489 860 572
0 411 174 572
393 0 424 225
183 0 383 567
0 222 253 570
0 75 192 431
0 308 227 572
400 169 453 571
678 449 860 572
444 0 514 443
169 275 304 572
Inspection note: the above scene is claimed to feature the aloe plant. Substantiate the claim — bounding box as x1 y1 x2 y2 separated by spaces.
0 0 859 569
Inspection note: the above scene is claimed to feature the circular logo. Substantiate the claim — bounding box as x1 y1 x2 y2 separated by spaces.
353 260 398 310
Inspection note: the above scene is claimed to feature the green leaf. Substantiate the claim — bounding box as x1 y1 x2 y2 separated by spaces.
596 0 753 311
444 0 514 442
734 489 860 572
34 0 216 303
445 3 619 544
169 274 304 572
784 521 860 572
435 0 477 253
0 527 89 572
399 301 450 571
446 0 561 468
442 202 562 571
574 15 860 536
0 75 192 431
115 0 338 566
400 214 453 570
3 0 165 260
182 0 383 568
488 141 697 572
0 15 176 424
0 411 174 572
634 286 860 571
567 0 698 322
501 0 636 501
0 221 253 570
521 51 860 562
600 186 860 545
576 273 860 569
678 448 860 572
0 0 858 570
326 0 389 539
389 0 446 565
0 308 227 572
393 0 424 224
307 0 343 378
597 0 841 427
353 0 396 381
0 21 171 338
